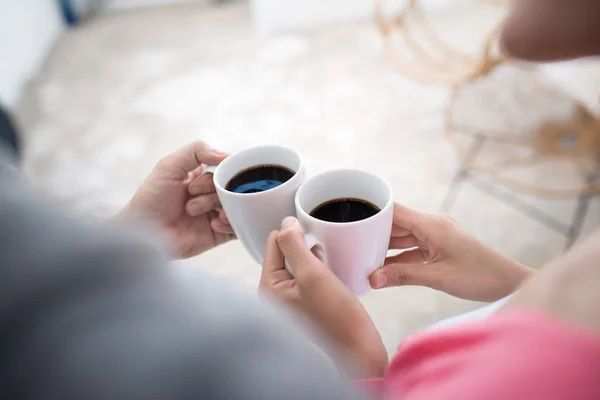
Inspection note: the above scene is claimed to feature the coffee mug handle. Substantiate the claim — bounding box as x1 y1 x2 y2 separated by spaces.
199 165 222 211
284 234 327 276
202 165 217 175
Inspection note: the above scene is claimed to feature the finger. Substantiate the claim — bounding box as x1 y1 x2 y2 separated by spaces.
215 232 236 246
392 203 427 233
183 165 205 184
389 235 419 249
219 210 229 224
186 193 220 216
439 213 456 224
276 217 321 275
262 230 286 275
188 172 216 196
369 262 434 289
391 225 412 237
211 217 235 235
161 141 228 176
392 202 440 241
385 248 428 265
271 269 294 285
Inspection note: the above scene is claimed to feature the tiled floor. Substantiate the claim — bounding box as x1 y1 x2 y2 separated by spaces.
17 1 600 355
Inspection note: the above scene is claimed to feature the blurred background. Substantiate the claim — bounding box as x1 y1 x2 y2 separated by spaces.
3 0 600 354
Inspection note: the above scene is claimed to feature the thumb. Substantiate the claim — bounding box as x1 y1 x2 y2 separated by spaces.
163 141 228 176
369 263 434 289
276 217 320 274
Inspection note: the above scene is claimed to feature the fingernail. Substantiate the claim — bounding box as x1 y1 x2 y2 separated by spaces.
183 171 194 184
281 216 298 230
373 272 387 289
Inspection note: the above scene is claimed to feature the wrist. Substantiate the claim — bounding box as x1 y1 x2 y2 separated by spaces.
350 335 389 377
308 310 388 378
335 317 388 378
492 256 535 300
507 260 535 288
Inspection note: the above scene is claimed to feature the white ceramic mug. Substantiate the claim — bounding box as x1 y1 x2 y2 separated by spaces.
294 169 394 296
205 145 305 264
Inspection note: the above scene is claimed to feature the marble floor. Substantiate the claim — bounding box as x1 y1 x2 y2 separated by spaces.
16 1 600 355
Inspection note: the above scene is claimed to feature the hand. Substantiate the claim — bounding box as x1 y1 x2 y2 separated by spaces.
119 141 235 258
260 217 388 377
369 203 534 302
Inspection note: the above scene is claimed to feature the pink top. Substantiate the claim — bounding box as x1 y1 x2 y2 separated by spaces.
360 311 600 399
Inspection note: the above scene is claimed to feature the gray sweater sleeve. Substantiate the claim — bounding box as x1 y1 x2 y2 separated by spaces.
0 154 364 400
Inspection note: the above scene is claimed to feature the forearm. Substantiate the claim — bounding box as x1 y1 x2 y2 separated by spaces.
503 260 535 291
486 251 536 302
449 235 537 303
347 331 389 378
312 307 389 378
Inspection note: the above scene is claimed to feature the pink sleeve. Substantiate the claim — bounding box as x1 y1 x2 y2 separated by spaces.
362 310 600 400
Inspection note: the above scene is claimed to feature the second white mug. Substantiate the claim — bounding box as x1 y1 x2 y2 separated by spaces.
294 169 394 296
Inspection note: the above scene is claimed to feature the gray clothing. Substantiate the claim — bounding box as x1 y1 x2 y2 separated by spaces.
0 147 362 400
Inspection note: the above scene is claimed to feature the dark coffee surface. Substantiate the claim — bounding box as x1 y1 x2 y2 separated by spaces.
225 164 295 194
309 198 380 223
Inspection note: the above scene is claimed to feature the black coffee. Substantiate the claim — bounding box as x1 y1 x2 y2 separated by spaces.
225 164 295 194
310 198 380 223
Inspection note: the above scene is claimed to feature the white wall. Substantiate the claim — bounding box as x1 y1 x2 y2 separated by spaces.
0 0 64 108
